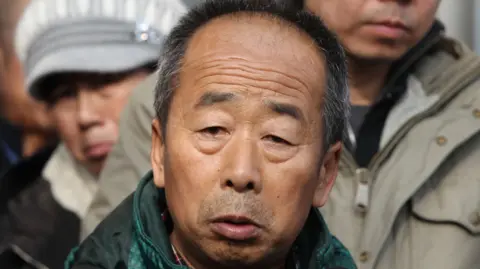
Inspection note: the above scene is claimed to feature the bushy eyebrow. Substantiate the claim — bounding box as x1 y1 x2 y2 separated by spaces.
194 91 305 123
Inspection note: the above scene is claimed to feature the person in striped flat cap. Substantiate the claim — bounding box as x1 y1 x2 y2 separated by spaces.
0 0 188 268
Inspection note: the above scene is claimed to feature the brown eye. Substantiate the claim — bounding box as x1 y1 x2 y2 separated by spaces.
47 85 77 105
199 126 227 138
264 135 293 146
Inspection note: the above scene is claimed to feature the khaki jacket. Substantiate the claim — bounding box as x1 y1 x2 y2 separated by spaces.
323 38 480 269
83 37 480 268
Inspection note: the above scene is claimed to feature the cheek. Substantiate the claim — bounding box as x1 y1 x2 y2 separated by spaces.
53 109 76 140
307 0 358 33
413 3 437 37
262 151 321 232
163 129 221 231
52 110 83 157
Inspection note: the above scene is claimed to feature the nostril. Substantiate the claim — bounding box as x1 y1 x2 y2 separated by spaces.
226 180 234 187
246 182 254 190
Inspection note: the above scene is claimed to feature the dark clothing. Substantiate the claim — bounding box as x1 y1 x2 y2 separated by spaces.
66 172 357 269
349 106 369 136
0 147 81 269
0 118 22 175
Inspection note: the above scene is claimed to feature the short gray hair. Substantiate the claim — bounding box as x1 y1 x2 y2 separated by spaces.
154 0 349 150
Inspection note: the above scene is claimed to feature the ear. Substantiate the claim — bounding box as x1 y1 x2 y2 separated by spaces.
151 119 165 188
312 141 342 208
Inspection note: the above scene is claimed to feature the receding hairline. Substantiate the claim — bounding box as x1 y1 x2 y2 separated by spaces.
212 10 308 29
178 11 328 97
193 11 320 50
180 11 327 81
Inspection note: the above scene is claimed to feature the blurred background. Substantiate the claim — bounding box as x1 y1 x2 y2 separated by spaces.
438 0 480 53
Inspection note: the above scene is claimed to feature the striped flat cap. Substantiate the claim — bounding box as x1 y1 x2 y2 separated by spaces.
15 0 197 99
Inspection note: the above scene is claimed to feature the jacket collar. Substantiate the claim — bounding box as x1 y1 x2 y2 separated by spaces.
381 20 445 100
131 171 356 269
42 144 98 219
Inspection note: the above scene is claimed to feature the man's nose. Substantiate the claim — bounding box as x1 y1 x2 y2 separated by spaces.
222 134 262 193
77 90 102 130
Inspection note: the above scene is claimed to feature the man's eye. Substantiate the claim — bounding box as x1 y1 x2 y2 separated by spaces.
47 86 76 105
264 135 293 146
200 126 226 136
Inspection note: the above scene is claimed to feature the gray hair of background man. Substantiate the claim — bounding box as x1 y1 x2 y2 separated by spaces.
153 0 350 152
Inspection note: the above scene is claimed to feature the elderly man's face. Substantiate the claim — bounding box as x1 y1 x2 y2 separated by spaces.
305 0 440 61
151 16 341 268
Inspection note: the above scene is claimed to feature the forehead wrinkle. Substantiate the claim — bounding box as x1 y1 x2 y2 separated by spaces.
179 13 327 112
183 57 315 102
202 86 301 111
185 44 322 88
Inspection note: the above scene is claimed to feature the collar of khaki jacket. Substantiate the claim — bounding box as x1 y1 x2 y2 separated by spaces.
67 171 358 269
42 144 98 219
324 30 480 269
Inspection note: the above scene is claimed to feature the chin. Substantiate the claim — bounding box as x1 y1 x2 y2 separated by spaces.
85 161 105 177
206 240 271 267
347 42 410 62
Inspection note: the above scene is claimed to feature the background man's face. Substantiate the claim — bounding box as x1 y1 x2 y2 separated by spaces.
152 16 339 268
305 0 440 61
48 71 148 176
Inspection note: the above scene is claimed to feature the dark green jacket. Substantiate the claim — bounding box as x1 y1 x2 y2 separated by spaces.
66 172 357 269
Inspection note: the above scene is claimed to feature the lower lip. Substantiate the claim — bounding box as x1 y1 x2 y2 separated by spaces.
85 143 112 158
211 222 260 241
364 24 408 39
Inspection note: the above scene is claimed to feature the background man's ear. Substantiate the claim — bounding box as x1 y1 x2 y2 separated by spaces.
151 119 165 187
312 141 342 207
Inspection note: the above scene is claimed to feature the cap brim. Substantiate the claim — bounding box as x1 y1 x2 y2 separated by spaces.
27 44 160 99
